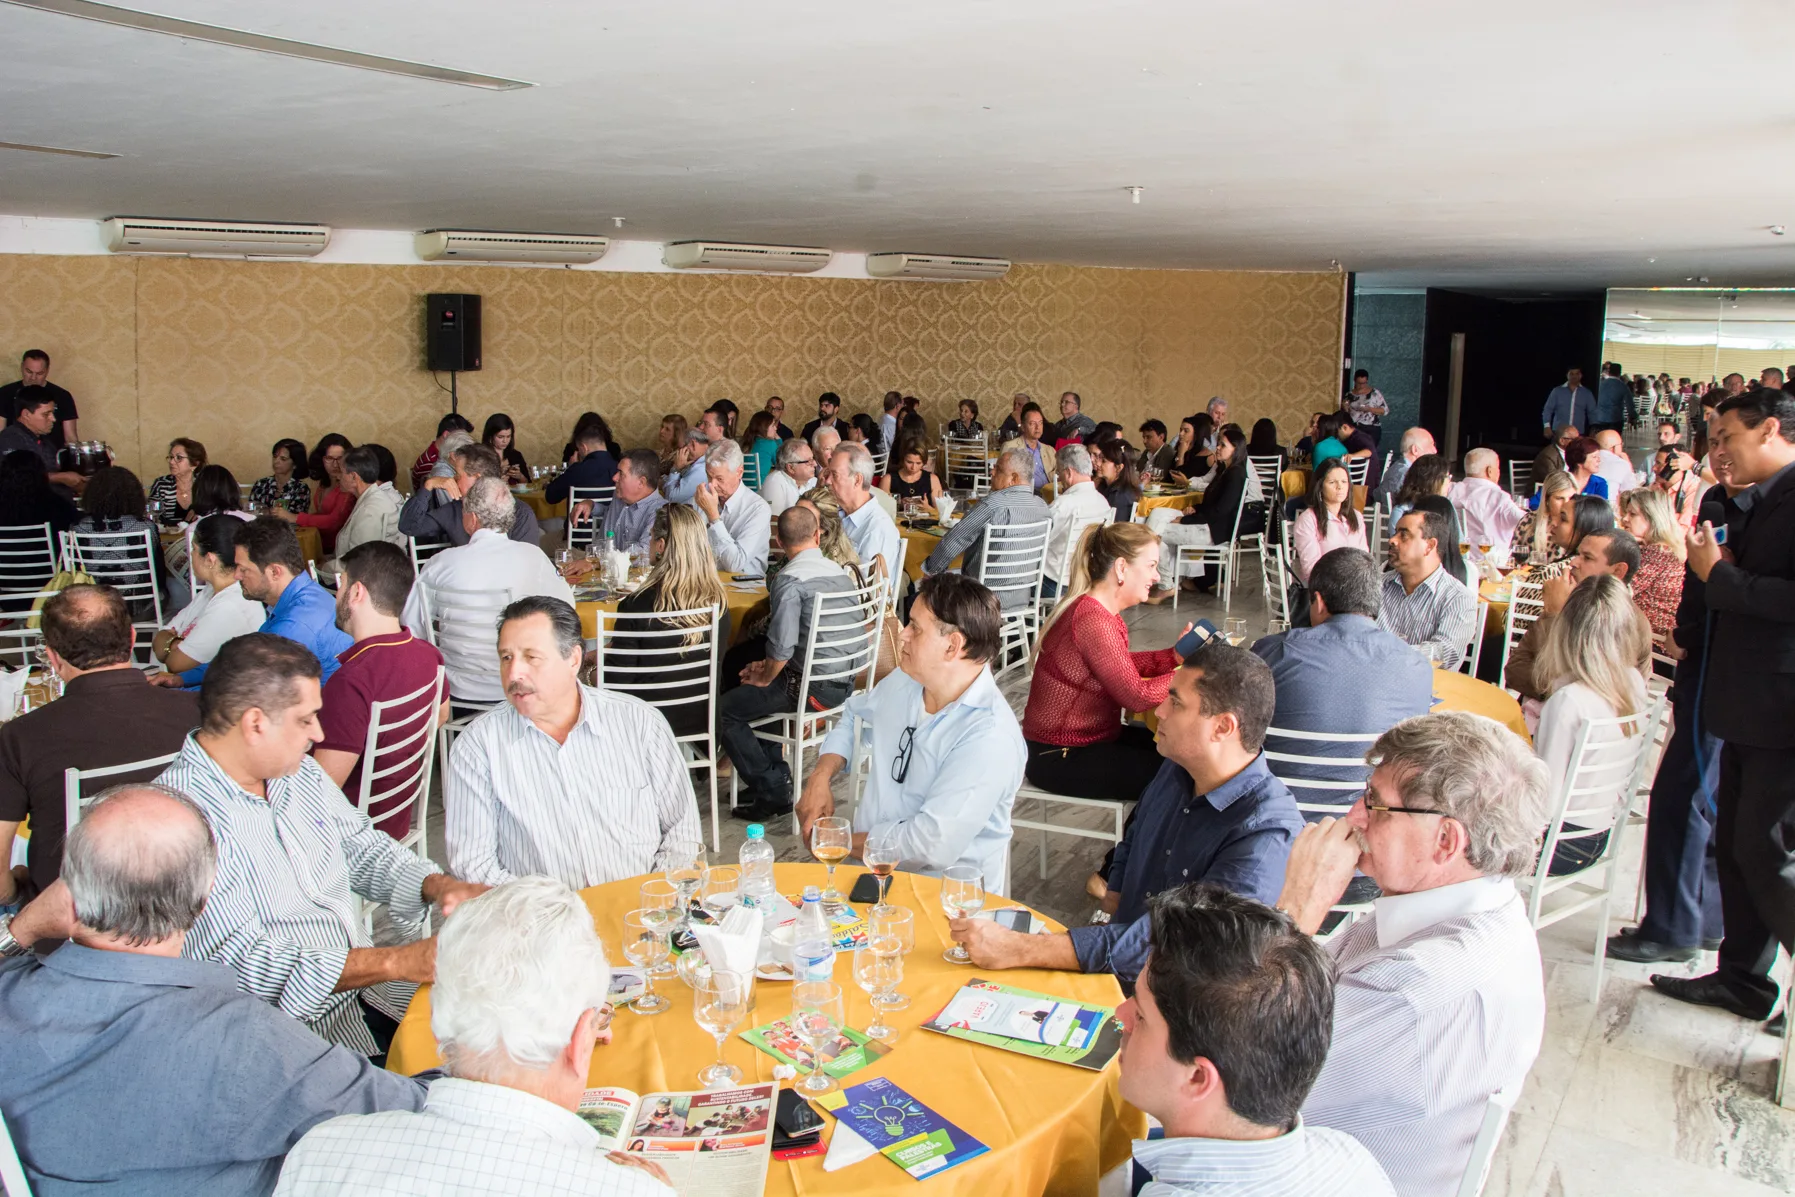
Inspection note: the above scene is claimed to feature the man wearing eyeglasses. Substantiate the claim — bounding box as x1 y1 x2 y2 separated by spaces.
794 572 1023 894
1272 711 1550 1197
759 438 817 516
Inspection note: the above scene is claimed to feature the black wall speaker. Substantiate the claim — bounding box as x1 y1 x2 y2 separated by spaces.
426 293 482 372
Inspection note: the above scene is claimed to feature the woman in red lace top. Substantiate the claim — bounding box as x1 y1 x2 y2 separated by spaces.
1619 486 1687 641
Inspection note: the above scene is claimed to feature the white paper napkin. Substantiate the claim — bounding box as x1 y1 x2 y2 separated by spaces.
692 905 763 980
0 668 30 720
936 495 955 523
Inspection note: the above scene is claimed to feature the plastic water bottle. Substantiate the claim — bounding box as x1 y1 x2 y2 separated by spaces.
738 824 777 912
793 886 836 982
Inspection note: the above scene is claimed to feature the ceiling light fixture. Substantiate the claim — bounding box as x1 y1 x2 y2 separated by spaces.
1773 225 1787 236
0 138 117 159
2 0 533 90
1125 186 1143 204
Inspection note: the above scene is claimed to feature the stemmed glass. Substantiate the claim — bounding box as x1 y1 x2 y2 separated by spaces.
638 880 681 975
810 817 852 907
1266 618 1289 637
32 644 62 700
791 980 846 1096
699 866 740 920
854 938 904 1044
869 907 916 1011
664 840 707 930
863 835 900 915
940 865 985 964
622 910 672 1015
1224 617 1248 646
694 970 750 1087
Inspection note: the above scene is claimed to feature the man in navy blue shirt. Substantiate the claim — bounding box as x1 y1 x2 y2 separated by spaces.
950 643 1302 984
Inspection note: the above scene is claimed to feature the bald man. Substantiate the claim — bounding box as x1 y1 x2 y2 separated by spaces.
1592 429 1643 498
0 784 425 1196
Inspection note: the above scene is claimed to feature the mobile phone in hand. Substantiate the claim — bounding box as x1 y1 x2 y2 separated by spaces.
1175 619 1220 659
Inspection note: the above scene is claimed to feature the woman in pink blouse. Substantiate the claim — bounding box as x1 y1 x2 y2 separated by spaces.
1290 457 1367 584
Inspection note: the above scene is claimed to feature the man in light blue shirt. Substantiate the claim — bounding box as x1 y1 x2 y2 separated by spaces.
692 439 771 574
797 573 1023 893
1540 367 1596 437
826 441 900 579
662 427 713 505
596 449 669 554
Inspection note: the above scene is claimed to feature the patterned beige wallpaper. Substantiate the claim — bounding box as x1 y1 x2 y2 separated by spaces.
0 254 1344 484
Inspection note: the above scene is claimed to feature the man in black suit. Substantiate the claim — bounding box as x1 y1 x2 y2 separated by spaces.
1652 389 1795 1035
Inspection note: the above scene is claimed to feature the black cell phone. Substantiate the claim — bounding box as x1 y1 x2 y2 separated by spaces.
774 1089 826 1144
848 872 884 905
991 908 1038 933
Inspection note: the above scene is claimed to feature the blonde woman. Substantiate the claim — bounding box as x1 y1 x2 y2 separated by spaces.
1618 487 1686 640
605 503 727 737
1511 470 1577 567
797 491 862 572
1532 573 1651 876
1022 522 1192 900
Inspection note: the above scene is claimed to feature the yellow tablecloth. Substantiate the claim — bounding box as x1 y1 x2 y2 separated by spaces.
1432 666 1530 741
900 526 953 582
577 570 766 644
1135 491 1201 517
515 487 567 522
386 864 1144 1196
1280 467 1311 499
164 524 321 564
1479 577 1511 636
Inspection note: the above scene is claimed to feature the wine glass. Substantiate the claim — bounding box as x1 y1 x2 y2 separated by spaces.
854 938 904 1044
1224 617 1247 647
940 865 985 964
810 817 852 906
699 866 740 920
791 980 845 1096
622 910 672 1015
863 835 901 914
638 880 681 975
694 970 750 1087
1477 542 1493 561
869 907 916 1011
1266 618 1289 637
664 840 707 930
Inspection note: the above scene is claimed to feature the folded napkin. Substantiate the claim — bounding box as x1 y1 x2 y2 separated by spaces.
936 495 955 523
0 668 30 720
692 904 763 980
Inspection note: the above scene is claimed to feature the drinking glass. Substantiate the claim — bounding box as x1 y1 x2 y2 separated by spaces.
863 835 901 914
810 817 852 906
791 980 845 1096
869 907 916 1010
1266 618 1289 637
1224 617 1248 647
1458 541 1472 561
694 970 750 1087
1477 542 1493 560
699 866 741 920
622 910 672 1015
664 840 708 930
638 880 681 975
854 938 904 1043
940 865 985 964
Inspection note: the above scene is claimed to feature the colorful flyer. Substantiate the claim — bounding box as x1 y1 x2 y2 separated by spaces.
921 978 1121 1071
824 1077 987 1180
738 1015 888 1079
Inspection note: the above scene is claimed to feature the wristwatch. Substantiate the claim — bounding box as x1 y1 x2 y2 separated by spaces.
0 912 26 958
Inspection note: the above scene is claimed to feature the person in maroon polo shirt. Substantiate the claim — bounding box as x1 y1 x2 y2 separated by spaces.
313 542 447 840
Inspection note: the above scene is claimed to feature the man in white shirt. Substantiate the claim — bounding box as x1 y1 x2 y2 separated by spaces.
1115 884 1395 1197
402 477 575 706
826 442 899 580
275 877 673 1197
333 446 405 559
1042 443 1112 598
691 439 771 575
1273 711 1550 1197
759 437 817 516
796 572 1022 892
1593 428 1644 498
1447 447 1524 563
447 597 701 889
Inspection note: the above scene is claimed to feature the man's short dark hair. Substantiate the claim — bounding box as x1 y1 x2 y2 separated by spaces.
234 517 308 576
818 392 841 409
1605 362 1623 377
1404 506 1452 557
1180 641 1276 752
620 448 663 490
339 541 414 617
16 393 55 415
498 595 583 659
365 442 398 484
1588 527 1641 583
1144 884 1335 1129
916 573 1002 665
1353 368 1369 380
1716 388 1795 440
41 584 133 669
1020 401 1044 422
1138 419 1167 439
437 412 474 437
342 445 380 486
199 633 320 735
451 442 505 480
21 349 49 367
1308 548 1380 619
776 504 819 548
1063 391 1082 409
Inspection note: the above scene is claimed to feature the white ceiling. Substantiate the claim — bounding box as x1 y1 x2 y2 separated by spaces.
6 0 1795 289
1606 288 1795 350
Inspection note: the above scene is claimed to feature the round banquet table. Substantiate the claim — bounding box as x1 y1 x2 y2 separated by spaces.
1479 574 1519 636
576 569 766 645
1134 490 1201 518
900 525 952 582
1432 666 1529 741
385 864 1144 1196
1280 466 1311 499
514 486 567 522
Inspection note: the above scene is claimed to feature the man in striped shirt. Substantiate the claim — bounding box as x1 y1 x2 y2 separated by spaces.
1272 712 1551 1197
1119 884 1394 1196
159 633 489 1057
1376 507 1477 669
923 448 1051 611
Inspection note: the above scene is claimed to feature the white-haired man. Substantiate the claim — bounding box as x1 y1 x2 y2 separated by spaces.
1448 447 1524 561
1273 711 1550 1197
825 441 899 579
274 878 672 1195
401 476 574 706
760 437 818 516
691 438 772 574
1373 426 1435 506
923 447 1050 611
1204 396 1229 450
1042 442 1110 599
810 424 842 463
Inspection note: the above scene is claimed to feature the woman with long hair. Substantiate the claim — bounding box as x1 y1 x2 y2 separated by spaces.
607 503 729 738
1532 573 1651 875
1618 487 1686 639
153 513 265 680
483 413 528 485
847 413 885 458
1413 494 1469 586
1513 469 1578 567
250 438 311 514
740 410 781 487
1023 522 1191 900
1092 438 1142 523
1536 493 1616 582
795 492 861 573
1151 425 1259 594
146 437 206 526
1169 414 1213 486
1246 418 1286 469
75 466 171 608
1291 457 1365 584
1390 453 1452 527
879 437 941 513
273 433 355 554
653 414 688 468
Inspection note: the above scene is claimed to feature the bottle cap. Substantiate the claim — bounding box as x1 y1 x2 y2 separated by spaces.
746 824 765 840
802 885 821 901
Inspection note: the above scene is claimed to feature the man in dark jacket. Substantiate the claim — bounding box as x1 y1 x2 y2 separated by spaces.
398 442 541 548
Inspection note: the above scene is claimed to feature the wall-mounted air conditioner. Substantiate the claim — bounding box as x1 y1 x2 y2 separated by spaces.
866 252 1011 281
662 241 832 273
102 217 331 258
415 230 610 264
